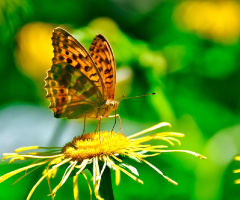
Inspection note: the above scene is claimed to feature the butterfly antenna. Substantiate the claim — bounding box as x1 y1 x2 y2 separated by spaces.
118 93 155 101
116 95 125 101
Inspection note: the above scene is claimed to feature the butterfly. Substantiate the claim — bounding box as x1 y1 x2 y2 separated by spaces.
44 27 121 132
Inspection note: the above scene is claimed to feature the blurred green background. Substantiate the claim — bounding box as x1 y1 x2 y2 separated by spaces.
1 0 240 199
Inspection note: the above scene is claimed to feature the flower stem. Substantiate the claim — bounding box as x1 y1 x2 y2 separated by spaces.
99 166 114 200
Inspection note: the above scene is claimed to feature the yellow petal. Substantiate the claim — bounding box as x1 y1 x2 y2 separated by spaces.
234 179 240 184
233 169 240 173
82 171 92 200
27 158 71 200
51 161 77 196
0 160 48 183
128 122 171 139
115 167 121 186
73 174 79 200
15 146 40 152
141 158 178 185
234 156 240 161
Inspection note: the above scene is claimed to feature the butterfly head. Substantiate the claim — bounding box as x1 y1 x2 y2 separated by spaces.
108 100 119 110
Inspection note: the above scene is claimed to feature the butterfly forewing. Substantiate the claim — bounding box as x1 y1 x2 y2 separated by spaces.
51 27 107 102
89 34 116 100
45 38 103 118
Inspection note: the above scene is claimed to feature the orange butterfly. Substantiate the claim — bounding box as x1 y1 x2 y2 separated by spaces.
44 27 121 132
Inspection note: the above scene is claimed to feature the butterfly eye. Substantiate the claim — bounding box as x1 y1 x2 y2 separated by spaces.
109 102 116 108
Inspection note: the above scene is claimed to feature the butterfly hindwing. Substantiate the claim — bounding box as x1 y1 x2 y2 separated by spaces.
89 34 116 100
51 27 107 102
45 63 102 118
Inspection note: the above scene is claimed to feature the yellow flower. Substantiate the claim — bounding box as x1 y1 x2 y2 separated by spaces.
0 122 206 200
174 0 240 44
234 156 240 184
15 22 54 82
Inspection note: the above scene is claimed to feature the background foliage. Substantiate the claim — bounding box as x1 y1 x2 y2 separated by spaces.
0 0 240 199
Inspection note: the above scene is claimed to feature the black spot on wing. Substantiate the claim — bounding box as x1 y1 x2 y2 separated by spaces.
106 75 113 79
104 68 112 74
79 54 84 59
105 58 110 64
98 67 103 72
99 58 103 63
59 56 64 61
72 54 77 60
92 79 100 83
89 73 97 78
67 58 72 63
105 81 113 85
85 66 92 72
75 63 81 70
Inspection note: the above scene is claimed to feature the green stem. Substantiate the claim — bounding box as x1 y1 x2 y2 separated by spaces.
99 166 115 200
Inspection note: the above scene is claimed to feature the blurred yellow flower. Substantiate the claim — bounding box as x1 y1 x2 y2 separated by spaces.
0 122 206 200
15 22 55 82
174 0 240 44
234 156 240 184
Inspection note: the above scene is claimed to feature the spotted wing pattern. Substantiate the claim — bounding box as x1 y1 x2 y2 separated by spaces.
45 27 108 119
89 34 116 100
51 27 106 101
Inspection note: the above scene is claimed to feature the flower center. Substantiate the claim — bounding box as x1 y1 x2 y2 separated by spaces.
62 131 130 160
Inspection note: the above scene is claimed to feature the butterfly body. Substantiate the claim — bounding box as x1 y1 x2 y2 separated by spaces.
87 100 119 119
45 27 119 122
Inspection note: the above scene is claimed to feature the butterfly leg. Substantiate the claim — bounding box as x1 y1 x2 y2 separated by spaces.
117 114 123 134
82 116 86 135
111 110 118 133
95 120 99 132
99 117 103 141
107 114 124 134
94 117 103 141
95 117 102 133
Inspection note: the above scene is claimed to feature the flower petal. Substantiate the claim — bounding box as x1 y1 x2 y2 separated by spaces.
27 158 71 200
0 160 48 183
128 122 171 139
73 174 79 200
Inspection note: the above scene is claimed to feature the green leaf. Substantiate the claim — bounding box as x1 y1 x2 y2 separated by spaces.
99 166 115 200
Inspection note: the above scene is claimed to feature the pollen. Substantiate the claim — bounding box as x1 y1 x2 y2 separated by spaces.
62 131 130 160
